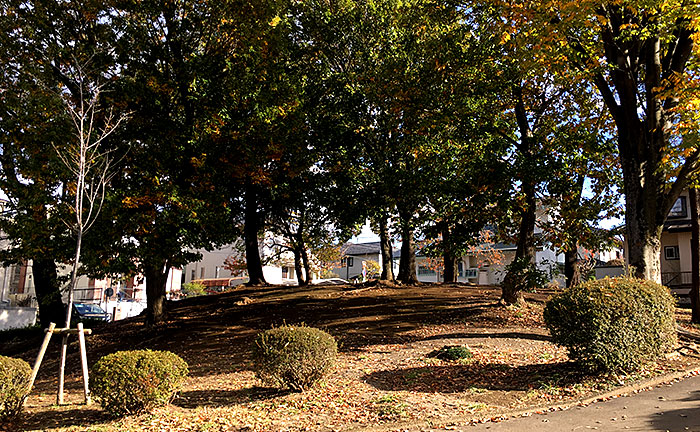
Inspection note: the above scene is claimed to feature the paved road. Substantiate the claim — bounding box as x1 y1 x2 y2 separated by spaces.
462 374 700 431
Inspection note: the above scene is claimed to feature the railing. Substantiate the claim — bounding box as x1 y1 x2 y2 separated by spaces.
661 271 692 287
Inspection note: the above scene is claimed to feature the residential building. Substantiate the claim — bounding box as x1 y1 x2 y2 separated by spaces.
659 190 693 295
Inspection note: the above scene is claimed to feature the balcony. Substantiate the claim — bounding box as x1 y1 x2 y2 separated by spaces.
661 271 692 287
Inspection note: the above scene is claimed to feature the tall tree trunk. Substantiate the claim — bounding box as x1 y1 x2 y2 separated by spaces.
620 152 665 283
293 247 305 286
244 181 266 285
144 260 170 326
502 84 538 305
443 255 457 283
379 216 394 280
301 244 312 285
442 227 457 283
32 258 65 328
564 246 581 288
501 182 537 305
397 210 418 284
690 188 700 323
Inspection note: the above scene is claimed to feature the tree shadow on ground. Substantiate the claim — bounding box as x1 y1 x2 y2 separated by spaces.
174 387 291 408
12 406 112 431
364 361 584 393
647 390 700 431
418 331 552 343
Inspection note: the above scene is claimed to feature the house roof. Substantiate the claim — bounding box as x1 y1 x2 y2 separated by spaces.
345 242 382 256
344 241 401 257
664 220 692 232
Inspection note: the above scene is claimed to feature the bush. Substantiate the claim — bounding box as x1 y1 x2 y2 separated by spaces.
182 282 206 297
544 277 677 372
253 325 337 391
91 350 188 416
428 345 473 361
0 356 31 421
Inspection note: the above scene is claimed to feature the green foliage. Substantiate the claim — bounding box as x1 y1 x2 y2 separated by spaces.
544 277 677 372
182 282 206 298
0 356 31 421
428 345 473 361
503 257 550 293
253 325 337 391
91 350 188 416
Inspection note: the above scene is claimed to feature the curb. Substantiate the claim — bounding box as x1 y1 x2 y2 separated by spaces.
350 363 700 432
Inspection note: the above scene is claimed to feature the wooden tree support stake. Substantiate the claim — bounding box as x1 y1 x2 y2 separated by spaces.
77 323 91 405
28 322 56 393
28 322 92 406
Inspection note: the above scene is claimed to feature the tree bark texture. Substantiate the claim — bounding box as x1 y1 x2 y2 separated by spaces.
397 210 418 284
442 227 457 283
32 258 66 328
244 181 266 285
379 216 394 280
144 260 170 326
564 247 581 288
690 188 700 323
501 181 536 305
301 245 312 285
443 255 457 283
293 248 305 286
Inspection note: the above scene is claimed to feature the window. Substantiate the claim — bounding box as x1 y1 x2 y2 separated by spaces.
282 266 288 279
418 266 436 275
665 245 680 260
191 270 195 281
464 269 478 278
200 267 205 279
342 257 354 267
668 197 688 218
457 262 464 277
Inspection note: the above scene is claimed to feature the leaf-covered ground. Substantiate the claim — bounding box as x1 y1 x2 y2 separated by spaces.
3 283 700 432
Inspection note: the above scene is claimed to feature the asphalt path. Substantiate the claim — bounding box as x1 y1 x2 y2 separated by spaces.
461 373 700 431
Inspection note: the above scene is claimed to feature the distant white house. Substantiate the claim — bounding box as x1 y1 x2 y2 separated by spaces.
333 242 399 281
182 236 319 288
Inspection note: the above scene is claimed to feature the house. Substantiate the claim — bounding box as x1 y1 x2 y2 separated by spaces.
659 190 693 296
182 237 319 287
336 237 565 286
398 240 563 286
333 242 399 281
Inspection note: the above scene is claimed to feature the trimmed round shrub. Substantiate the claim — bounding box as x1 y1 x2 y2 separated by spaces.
0 356 31 421
253 325 337 391
544 277 677 372
428 345 473 361
91 350 188 416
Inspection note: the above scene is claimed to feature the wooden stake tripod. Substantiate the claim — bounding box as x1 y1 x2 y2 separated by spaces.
28 322 92 405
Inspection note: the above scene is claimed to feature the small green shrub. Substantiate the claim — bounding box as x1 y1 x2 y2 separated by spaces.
91 350 188 416
253 325 337 391
0 356 31 421
544 277 677 372
182 282 206 297
428 345 473 361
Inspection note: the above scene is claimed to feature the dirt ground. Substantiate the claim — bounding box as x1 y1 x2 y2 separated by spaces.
3 283 700 432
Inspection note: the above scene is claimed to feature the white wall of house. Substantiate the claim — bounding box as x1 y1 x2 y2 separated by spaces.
182 241 316 286
182 245 243 284
0 306 37 330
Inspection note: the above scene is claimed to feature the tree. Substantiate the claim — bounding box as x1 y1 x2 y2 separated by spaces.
90 0 238 325
531 0 700 281
297 0 506 284
0 0 120 327
55 61 127 327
